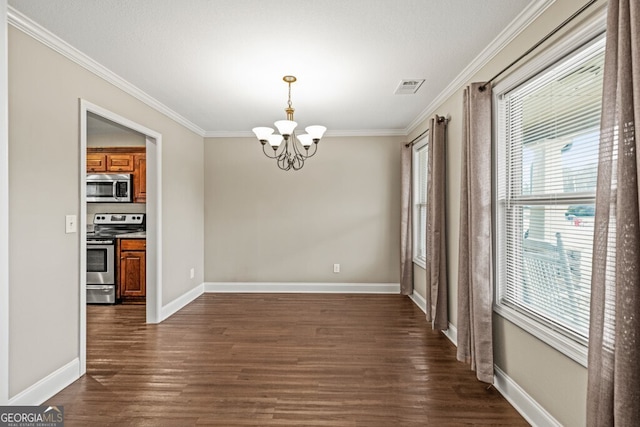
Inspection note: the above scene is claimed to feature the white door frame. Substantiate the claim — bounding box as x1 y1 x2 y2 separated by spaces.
79 99 163 375
1 0 9 406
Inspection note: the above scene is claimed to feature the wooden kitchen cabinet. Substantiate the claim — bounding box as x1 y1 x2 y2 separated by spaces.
87 148 146 202
87 153 107 172
133 153 146 203
87 147 144 174
118 239 146 304
106 154 134 172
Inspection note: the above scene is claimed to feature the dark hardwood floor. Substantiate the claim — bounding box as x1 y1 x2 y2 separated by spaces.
48 294 528 426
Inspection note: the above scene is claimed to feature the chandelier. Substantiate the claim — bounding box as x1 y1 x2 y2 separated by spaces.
252 76 326 171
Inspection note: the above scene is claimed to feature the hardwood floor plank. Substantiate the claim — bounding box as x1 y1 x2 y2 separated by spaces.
46 294 528 426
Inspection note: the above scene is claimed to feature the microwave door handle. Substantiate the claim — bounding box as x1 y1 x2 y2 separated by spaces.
112 181 122 201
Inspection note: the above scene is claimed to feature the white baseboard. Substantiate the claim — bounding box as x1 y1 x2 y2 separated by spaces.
8 358 79 406
407 292 559 425
160 283 205 321
442 322 457 346
493 366 562 427
408 291 457 344
204 282 400 294
409 290 427 312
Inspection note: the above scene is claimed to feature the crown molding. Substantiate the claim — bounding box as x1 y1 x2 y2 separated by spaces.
8 6 406 141
203 128 407 139
8 0 556 140
325 129 407 138
7 6 206 137
405 0 556 135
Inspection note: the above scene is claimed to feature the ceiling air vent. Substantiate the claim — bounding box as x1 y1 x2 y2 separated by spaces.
394 79 425 95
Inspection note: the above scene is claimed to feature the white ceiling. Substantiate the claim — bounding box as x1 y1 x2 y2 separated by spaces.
8 0 534 136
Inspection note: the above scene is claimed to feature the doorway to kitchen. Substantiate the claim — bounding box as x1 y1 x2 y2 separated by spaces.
79 100 162 375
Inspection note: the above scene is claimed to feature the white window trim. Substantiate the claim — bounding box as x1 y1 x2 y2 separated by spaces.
492 9 606 368
412 134 428 269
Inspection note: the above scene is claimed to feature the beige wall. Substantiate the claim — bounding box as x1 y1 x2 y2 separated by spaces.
408 1 606 425
204 136 403 284
8 26 204 397
6 0 604 422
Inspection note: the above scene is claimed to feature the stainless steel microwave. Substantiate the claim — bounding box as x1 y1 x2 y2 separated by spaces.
86 174 132 203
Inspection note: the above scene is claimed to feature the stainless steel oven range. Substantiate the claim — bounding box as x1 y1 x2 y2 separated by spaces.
86 213 145 304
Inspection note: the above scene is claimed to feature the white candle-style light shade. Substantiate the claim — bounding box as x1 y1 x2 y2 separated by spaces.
305 125 327 141
267 134 283 147
252 127 274 141
297 134 313 147
274 120 297 136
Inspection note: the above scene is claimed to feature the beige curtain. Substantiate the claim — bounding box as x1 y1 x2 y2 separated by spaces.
456 82 494 384
400 143 414 296
424 116 448 330
587 0 640 424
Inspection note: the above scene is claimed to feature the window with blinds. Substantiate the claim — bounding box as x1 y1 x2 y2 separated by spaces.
495 35 605 356
413 136 428 266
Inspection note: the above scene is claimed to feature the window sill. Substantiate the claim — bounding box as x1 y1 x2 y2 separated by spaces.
493 303 588 367
412 258 426 270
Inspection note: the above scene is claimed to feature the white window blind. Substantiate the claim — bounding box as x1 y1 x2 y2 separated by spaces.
496 36 605 346
413 137 428 265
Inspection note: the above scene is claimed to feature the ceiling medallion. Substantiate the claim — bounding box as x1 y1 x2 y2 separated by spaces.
252 76 326 171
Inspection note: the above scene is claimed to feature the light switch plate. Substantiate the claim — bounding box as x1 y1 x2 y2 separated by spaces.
65 215 77 233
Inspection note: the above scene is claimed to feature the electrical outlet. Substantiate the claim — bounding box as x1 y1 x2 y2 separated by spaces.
333 263 340 273
190 268 195 279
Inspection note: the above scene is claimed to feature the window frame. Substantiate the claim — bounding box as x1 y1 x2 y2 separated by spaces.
492 11 606 367
412 134 429 268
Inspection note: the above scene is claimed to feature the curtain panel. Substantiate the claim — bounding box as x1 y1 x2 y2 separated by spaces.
424 116 448 330
587 0 640 424
456 82 494 383
400 143 414 296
